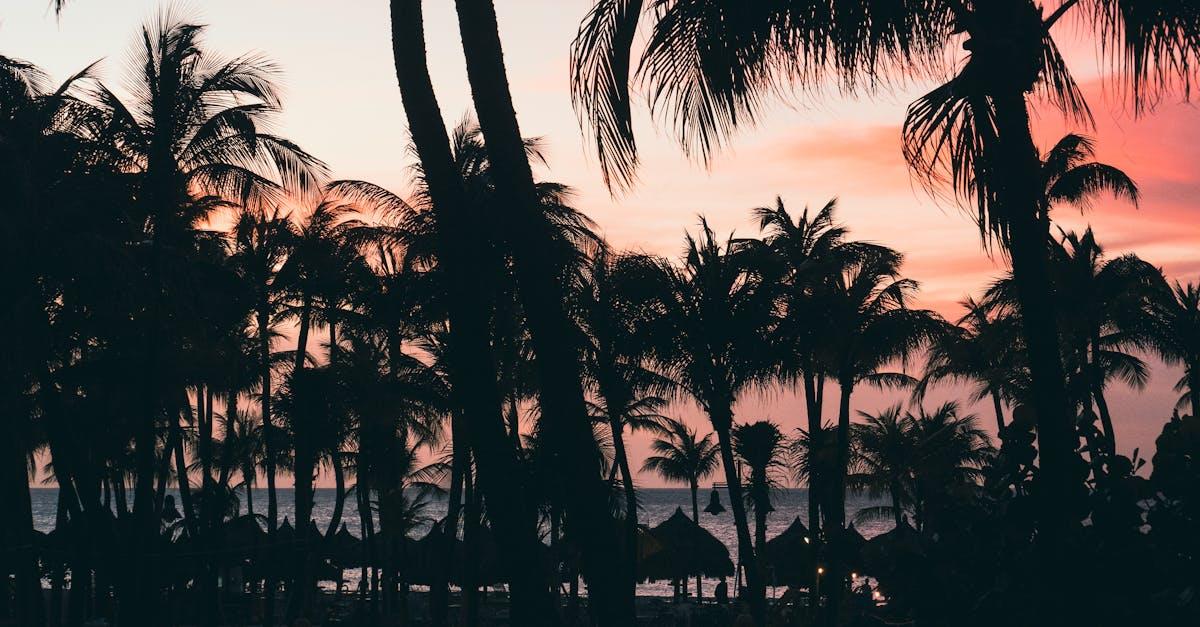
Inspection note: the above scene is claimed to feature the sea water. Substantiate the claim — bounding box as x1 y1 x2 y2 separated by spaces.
30 487 891 597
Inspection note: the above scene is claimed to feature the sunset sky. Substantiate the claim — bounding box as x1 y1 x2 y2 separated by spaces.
8 1 1200 484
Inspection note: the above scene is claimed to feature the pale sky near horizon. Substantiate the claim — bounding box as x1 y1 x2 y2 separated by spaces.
6 1 1200 486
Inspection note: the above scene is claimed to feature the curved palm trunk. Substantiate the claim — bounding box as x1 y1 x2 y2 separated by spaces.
711 406 765 623
1089 336 1117 454
325 451 346 537
802 371 823 559
450 2 629 623
390 3 556 624
992 90 1079 623
220 388 239 491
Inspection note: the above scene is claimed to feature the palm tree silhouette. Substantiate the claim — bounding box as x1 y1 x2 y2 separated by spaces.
733 421 788 553
575 246 673 601
918 297 1023 433
624 219 776 617
1145 282 1200 420
822 246 944 613
641 416 720 597
849 406 916 528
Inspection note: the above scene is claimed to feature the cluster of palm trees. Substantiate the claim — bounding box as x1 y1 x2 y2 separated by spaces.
5 1 1200 626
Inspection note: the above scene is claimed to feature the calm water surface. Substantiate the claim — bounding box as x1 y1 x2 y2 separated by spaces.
31 487 890 597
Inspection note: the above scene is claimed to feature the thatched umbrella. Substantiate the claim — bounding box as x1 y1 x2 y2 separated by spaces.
640 507 734 583
861 518 929 576
762 517 816 586
831 522 868 573
325 523 362 568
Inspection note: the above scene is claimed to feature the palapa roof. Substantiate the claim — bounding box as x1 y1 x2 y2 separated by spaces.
640 507 733 582
762 516 816 586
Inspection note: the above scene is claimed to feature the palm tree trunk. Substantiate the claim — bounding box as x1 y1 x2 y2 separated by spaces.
826 380 855 627
1189 365 1200 420
432 411 468 627
690 479 702 599
607 412 640 604
802 370 822 548
257 303 280 627
711 405 765 624
991 391 1006 434
172 403 199 538
295 295 312 373
451 2 627 623
325 451 346 537
1090 336 1116 454
220 388 239 491
992 89 1079 623
390 3 556 624
1 432 41 627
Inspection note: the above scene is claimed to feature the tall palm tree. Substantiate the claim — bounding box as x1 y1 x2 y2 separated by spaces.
918 297 1023 433
733 421 788 552
388 3 556 623
570 5 1200 598
823 247 943 610
1145 282 1200 419
641 416 720 597
451 2 630 620
626 220 776 618
574 246 673 597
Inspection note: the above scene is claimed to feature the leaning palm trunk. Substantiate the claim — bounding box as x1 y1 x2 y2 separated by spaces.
390 2 557 623
325 451 347 537
711 406 765 623
451 2 629 623
689 479 702 598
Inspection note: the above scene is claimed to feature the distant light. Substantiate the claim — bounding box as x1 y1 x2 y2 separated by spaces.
817 567 824 575
804 537 810 544
851 572 858 579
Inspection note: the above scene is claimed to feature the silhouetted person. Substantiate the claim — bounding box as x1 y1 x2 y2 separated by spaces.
715 578 729 605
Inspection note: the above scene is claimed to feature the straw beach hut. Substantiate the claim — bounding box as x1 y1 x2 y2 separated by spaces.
640 507 734 584
762 517 816 586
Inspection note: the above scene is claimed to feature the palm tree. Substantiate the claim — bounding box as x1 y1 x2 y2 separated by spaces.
643 418 721 523
641 416 720 597
823 247 944 610
918 297 1023 433
388 4 557 623
626 220 776 618
1145 282 1200 419
575 246 673 597
451 2 630 620
570 4 1200 593
733 421 788 552
906 403 994 534
849 406 916 527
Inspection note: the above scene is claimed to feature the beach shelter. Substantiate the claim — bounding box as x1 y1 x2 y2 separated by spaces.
861 518 930 576
640 507 734 583
324 523 362 568
832 522 868 572
762 517 816 586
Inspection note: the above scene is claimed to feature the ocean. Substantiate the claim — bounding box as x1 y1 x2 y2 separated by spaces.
30 487 891 597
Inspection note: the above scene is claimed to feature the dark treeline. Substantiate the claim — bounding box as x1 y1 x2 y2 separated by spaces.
3 1 1200 627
